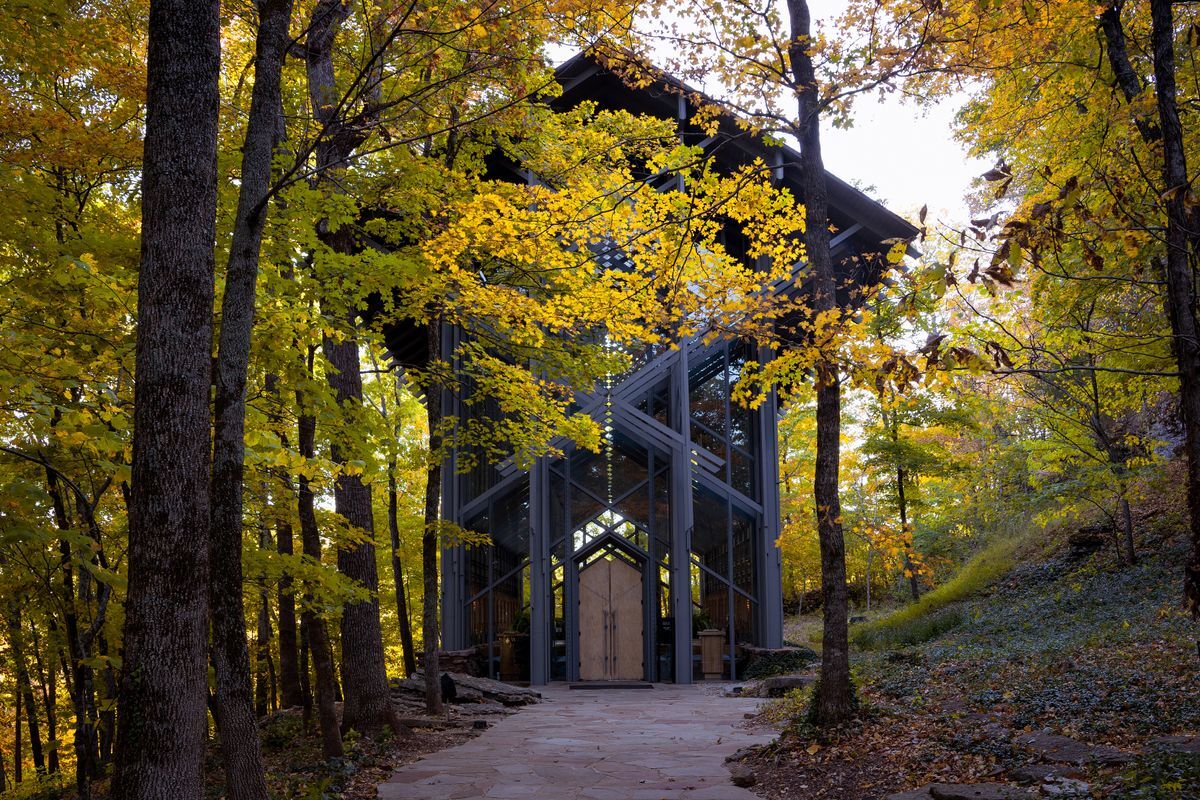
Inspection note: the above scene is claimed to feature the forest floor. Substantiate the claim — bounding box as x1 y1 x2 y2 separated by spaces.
235 711 478 800
743 525 1200 799
223 677 535 800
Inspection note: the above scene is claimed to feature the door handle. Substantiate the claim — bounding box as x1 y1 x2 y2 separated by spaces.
603 609 610 674
611 608 618 671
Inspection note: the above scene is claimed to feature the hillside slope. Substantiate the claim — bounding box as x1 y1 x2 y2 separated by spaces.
748 528 1200 799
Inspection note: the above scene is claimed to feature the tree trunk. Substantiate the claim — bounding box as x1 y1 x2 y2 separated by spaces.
7 612 45 775
45 467 96 795
1098 3 1160 142
894 444 920 601
298 619 311 716
865 546 872 613
1149 0 1200 616
389 462 418 678
48 465 104 796
110 2 219 798
29 622 58 774
297 405 344 759
207 1 293 796
323 328 400 733
303 0 399 736
255 542 272 719
1120 496 1137 566
423 319 444 716
15 687 22 784
97 635 116 768
23 680 44 776
787 0 855 725
277 500 304 708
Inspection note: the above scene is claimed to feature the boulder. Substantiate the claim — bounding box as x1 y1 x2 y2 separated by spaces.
1012 731 1133 766
728 764 756 787
1007 764 1082 785
436 648 484 676
1148 735 1200 755
885 789 935 800
724 746 757 763
1039 777 1091 797
392 671 541 706
929 784 1034 800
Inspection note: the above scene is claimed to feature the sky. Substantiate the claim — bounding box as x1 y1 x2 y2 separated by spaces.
550 2 988 229
807 0 986 227
819 92 985 225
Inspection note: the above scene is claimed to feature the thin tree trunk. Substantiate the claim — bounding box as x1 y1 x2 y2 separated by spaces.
329 640 343 703
8 612 45 775
97 636 116 768
389 464 418 678
883 400 921 603
255 555 271 719
23 681 44 776
207 1 293 796
267 374 304 711
297 403 344 758
28 622 58 774
277 498 304 708
423 319 444 716
45 467 95 793
1149 0 1200 616
299 616 311 715
110 2 219 798
787 0 855 725
15 687 22 784
896 466 919 601
1120 496 1137 566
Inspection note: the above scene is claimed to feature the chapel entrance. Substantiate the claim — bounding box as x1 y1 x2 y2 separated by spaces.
578 552 644 680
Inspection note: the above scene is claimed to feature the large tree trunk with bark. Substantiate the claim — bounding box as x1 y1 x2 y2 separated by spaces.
297 405 345 759
323 329 401 733
110 3 219 798
207 1 293 796
304 0 401 736
1149 0 1200 615
786 0 856 725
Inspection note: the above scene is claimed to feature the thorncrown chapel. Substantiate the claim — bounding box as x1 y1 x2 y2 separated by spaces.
382 53 916 685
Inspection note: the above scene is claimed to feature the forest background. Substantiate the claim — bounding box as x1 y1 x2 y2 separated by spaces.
0 0 1198 798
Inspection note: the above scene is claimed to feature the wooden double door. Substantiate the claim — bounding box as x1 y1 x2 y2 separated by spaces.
578 554 644 681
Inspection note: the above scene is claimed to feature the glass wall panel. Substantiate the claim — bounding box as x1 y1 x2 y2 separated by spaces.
692 489 729 579
460 482 532 681
732 507 757 598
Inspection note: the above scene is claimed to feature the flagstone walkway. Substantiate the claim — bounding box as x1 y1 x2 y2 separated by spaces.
378 684 775 799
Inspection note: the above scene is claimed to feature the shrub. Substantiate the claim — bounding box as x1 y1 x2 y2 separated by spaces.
1117 751 1200 799
743 646 820 679
852 536 1020 650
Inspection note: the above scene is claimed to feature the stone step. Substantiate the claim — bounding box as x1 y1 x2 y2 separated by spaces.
567 681 653 690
